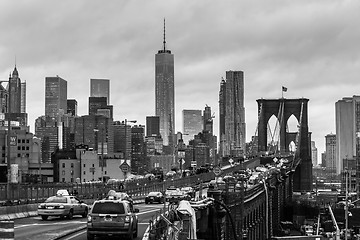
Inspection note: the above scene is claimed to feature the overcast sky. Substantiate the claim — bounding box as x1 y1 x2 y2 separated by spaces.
1 1 360 162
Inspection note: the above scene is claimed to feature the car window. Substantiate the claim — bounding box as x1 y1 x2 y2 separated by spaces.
70 197 79 204
148 192 160 197
92 202 125 214
45 196 68 203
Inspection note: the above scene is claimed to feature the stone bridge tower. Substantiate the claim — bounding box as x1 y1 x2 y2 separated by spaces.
256 98 312 191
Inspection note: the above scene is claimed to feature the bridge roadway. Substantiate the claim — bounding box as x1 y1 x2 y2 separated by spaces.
202 156 295 240
2 157 294 240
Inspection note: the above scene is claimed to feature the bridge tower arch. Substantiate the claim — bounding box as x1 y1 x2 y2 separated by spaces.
256 98 312 191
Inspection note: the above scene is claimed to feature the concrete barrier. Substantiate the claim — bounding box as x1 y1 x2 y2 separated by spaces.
0 221 14 240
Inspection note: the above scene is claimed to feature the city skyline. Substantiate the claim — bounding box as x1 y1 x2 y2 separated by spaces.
1 1 360 160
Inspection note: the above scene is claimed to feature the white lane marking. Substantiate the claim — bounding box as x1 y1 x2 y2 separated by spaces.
137 208 164 215
15 221 85 229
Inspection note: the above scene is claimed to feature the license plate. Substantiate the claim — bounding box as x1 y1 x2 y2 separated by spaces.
47 206 54 209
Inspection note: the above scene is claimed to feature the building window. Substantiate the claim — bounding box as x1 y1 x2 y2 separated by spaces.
71 163 74 168
22 146 25 150
22 139 25 143
17 154 21 157
70 178 73 183
92 164 94 167
18 139 21 143
83 171 86 175
83 164 86 167
62 170 65 175
62 178 65 182
62 163 65 168
26 140 29 143
18 146 21 150
105 171 107 174
26 147 29 150
26 154 29 157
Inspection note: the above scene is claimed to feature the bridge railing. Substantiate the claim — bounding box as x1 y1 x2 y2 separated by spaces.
0 172 216 205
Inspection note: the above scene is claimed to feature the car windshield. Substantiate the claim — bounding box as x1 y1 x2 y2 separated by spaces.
92 202 125 214
45 196 67 203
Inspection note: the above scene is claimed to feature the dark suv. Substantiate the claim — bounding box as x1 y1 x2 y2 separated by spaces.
87 199 139 240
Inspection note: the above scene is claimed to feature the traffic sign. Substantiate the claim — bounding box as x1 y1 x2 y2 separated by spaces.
213 166 222 176
120 162 130 173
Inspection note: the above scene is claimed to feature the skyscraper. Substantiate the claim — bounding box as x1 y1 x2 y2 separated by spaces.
3 66 28 125
335 96 360 175
45 76 67 119
325 133 336 176
219 71 246 157
183 110 202 145
67 99 78 116
146 116 160 137
155 19 174 147
203 105 214 134
90 79 110 104
9 66 22 113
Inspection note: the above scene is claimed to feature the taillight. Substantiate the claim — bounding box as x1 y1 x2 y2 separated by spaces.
125 216 130 222
38 205 45 209
87 215 92 222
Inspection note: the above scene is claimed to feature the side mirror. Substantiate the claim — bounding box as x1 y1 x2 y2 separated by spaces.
134 208 140 213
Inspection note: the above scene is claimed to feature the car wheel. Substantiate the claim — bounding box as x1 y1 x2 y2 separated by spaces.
87 232 94 240
67 210 73 220
41 215 48 220
82 208 88 218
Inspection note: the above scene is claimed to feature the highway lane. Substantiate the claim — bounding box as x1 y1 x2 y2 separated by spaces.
14 203 167 240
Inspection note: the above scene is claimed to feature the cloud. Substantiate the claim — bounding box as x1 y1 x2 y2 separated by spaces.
1 0 360 160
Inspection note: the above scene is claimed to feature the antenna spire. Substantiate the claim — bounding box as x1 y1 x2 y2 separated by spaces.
163 18 166 51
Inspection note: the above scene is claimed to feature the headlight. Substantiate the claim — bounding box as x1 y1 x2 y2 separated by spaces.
125 216 130 222
58 205 65 209
87 215 92 222
38 205 44 209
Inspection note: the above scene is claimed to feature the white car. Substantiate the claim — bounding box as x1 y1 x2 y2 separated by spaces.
38 194 88 220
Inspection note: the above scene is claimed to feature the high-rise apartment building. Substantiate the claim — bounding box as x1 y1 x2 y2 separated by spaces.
113 121 133 159
131 125 146 174
45 76 67 119
183 110 202 145
203 105 214 134
335 96 360 175
146 116 160 137
155 20 174 147
74 115 114 155
67 99 77 116
90 79 110 104
89 97 107 116
218 71 246 157
311 141 318 167
325 133 336 176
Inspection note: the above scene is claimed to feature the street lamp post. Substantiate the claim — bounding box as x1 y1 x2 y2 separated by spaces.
1 80 12 200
